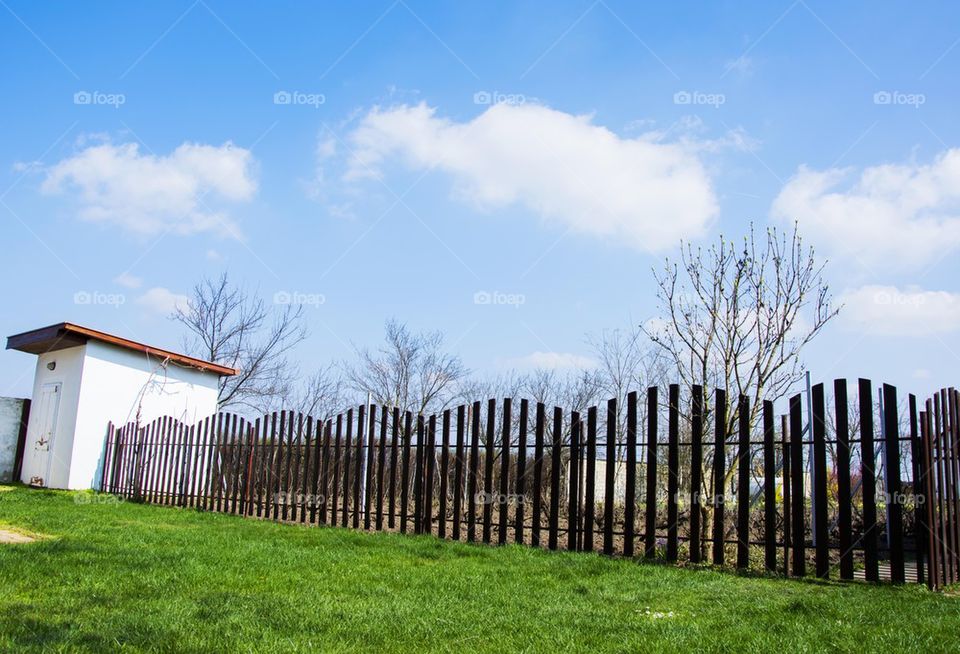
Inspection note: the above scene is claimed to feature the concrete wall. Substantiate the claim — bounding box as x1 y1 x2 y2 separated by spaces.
0 397 28 482
20 340 222 490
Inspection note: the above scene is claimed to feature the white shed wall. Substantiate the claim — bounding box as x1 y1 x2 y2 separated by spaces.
67 340 220 489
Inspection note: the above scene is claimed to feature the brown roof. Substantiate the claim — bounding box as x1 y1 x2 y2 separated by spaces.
6 322 236 376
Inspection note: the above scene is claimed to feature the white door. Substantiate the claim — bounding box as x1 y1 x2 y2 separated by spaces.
24 382 61 487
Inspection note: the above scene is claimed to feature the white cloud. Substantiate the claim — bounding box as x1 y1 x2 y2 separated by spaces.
838 285 960 336
329 102 719 251
41 140 257 237
771 149 960 270
113 272 142 289
136 287 188 316
505 351 598 371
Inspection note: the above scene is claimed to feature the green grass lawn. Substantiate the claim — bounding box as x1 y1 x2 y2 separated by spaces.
1 485 957 653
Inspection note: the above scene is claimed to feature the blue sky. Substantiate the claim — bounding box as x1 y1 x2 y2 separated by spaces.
2 1 959 401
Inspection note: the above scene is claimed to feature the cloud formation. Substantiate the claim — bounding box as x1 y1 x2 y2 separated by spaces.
771 149 960 270
41 140 257 237
136 287 189 316
838 285 960 336
328 102 719 251
504 351 598 371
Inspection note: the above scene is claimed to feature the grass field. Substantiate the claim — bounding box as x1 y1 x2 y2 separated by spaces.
0 485 957 653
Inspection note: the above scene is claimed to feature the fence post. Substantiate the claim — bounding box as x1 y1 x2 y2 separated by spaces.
789 394 806 577
811 384 829 578
689 386 704 564
909 395 924 584
549 406 563 551
624 392 637 558
737 395 751 569
364 407 377 530
400 411 412 534
532 403 545 547
782 415 791 575
667 385 680 562
514 400 528 544
712 389 726 565
330 414 343 526
568 410 581 552
859 380 879 581
947 390 960 584
833 380 853 580
453 405 466 540
644 388 658 558
584 406 597 553
424 414 436 535
883 384 905 583
762 400 776 572
604 398 617 556
498 400 511 545
440 408 451 539
102 422 115 493
920 405 940 589
388 408 401 530
497 397 513 545
376 406 388 530
413 413 424 535
483 399 495 544
467 402 480 542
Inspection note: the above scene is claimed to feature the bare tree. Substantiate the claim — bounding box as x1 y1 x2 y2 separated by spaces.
345 319 468 416
173 273 308 413
646 222 839 427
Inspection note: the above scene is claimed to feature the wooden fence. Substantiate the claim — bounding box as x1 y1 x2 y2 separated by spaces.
100 380 960 589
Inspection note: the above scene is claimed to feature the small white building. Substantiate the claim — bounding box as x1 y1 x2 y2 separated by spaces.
6 322 235 490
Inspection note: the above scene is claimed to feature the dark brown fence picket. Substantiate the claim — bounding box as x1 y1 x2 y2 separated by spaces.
690 386 704 564
453 405 465 540
624 392 637 558
467 402 480 542
498 400 511 545
568 411 581 552
440 409 451 539
585 406 597 553
859 380 878 582
514 400 528 544
549 406 562 551
667 385 680 562
531 403 545 548
712 389 726 566
762 400 776 572
644 388 657 558
811 384 828 578
883 384 905 583
737 394 750 570
483 399 495 544
789 394 805 577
